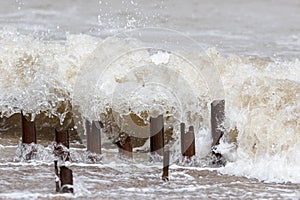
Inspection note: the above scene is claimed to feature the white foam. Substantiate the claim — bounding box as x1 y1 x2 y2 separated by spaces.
150 51 170 65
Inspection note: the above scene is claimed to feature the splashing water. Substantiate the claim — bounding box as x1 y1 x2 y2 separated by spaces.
0 26 299 184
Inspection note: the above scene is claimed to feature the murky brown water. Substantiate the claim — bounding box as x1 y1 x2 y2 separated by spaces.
0 136 299 200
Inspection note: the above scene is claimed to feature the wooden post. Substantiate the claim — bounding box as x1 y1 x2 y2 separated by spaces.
86 120 102 154
54 161 74 193
59 166 74 193
54 129 70 161
183 126 195 158
181 124 195 158
53 129 73 193
55 129 69 148
180 123 185 156
211 100 225 147
86 120 91 151
54 160 60 192
21 112 36 144
150 115 164 156
116 136 133 159
162 147 170 181
20 112 37 160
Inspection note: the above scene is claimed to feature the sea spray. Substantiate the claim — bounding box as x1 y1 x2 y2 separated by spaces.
212 50 300 183
0 27 99 120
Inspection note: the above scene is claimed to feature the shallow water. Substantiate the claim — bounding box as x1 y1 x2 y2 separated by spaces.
0 138 299 200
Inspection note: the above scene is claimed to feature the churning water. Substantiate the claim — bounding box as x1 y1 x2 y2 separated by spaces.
0 0 299 199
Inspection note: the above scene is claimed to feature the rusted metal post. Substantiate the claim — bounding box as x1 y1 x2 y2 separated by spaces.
211 100 225 147
180 123 185 156
150 115 164 156
54 129 70 161
86 120 102 154
116 136 133 159
162 147 170 181
21 112 36 144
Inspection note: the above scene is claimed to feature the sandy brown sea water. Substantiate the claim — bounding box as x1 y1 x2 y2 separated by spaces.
0 136 299 200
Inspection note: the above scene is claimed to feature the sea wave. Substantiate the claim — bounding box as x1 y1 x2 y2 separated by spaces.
0 27 299 183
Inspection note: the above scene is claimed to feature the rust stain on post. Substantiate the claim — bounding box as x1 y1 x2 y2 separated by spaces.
150 115 164 156
211 100 225 147
21 112 36 144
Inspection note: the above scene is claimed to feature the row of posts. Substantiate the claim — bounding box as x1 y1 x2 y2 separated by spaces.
19 99 225 193
21 113 74 193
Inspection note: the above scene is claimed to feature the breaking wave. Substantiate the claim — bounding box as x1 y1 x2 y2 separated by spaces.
0 27 299 183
